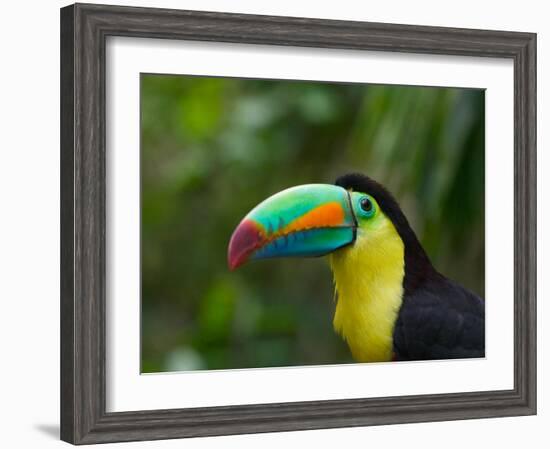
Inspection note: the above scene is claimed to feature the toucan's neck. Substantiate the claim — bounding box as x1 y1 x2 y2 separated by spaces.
329 217 405 362
392 214 439 296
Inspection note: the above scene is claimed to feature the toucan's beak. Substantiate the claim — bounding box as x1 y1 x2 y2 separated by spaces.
228 184 356 270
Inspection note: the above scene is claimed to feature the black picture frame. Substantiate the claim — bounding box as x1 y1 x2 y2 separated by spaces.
60 3 537 444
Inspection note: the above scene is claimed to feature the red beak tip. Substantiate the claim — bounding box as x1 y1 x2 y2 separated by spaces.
227 219 263 272
227 258 239 271
227 248 248 271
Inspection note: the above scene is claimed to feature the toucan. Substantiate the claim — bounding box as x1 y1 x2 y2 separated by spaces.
227 173 485 362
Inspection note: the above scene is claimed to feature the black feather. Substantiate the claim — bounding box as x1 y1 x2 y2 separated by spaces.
335 173 485 361
393 277 485 360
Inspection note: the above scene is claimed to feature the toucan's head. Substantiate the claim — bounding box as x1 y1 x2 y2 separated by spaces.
228 173 420 272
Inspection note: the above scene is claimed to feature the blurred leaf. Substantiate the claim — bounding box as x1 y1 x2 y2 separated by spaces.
197 277 237 341
164 347 206 372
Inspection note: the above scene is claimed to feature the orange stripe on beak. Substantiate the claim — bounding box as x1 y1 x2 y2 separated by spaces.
282 202 345 235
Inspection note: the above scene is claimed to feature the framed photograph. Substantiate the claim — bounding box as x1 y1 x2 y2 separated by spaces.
60 3 536 444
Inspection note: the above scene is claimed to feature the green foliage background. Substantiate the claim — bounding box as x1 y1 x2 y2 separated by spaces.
141 74 485 373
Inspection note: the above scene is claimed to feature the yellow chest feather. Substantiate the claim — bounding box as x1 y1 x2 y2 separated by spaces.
329 219 405 362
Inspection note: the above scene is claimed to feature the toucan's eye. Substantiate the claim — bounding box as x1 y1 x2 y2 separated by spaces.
360 197 373 214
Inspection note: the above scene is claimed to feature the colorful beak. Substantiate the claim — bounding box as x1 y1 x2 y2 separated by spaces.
228 184 356 270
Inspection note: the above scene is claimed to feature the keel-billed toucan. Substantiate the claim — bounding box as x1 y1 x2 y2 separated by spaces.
228 173 485 362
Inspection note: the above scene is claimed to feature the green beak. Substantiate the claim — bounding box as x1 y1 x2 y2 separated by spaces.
228 184 356 270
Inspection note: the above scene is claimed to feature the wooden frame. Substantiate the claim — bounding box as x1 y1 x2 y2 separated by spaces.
60 3 537 444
